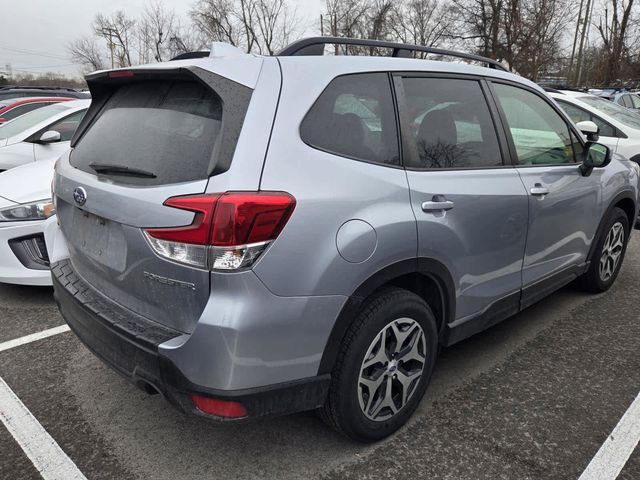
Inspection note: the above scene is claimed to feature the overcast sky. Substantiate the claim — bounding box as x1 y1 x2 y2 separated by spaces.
1 0 323 77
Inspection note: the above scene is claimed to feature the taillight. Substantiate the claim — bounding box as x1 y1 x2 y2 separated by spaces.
144 192 296 271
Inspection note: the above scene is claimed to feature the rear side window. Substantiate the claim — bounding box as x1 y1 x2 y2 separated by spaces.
400 77 502 169
3 102 52 121
72 80 227 185
300 73 399 166
555 100 617 137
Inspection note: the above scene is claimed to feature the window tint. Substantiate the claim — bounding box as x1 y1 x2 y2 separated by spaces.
3 102 51 121
72 80 227 185
300 73 399 165
556 100 617 137
630 95 640 109
48 110 86 141
400 77 502 169
494 84 578 165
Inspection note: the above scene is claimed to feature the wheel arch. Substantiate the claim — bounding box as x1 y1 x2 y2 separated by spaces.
587 190 637 264
317 258 456 375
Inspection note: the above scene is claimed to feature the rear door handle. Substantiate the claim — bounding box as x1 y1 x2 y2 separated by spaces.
422 196 455 212
530 183 549 197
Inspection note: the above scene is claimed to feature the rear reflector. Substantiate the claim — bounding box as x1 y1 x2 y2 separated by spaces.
191 395 248 418
144 191 295 271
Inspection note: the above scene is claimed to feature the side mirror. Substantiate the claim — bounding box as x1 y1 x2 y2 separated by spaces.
576 120 599 142
38 130 61 144
580 142 612 176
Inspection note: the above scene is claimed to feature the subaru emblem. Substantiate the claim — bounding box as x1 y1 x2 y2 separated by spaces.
73 187 87 206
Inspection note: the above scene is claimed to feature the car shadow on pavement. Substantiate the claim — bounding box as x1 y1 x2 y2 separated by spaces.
62 281 594 480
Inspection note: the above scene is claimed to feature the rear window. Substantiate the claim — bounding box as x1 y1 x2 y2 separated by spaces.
72 80 227 185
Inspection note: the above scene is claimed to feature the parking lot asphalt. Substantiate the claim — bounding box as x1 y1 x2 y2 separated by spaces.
1 238 640 479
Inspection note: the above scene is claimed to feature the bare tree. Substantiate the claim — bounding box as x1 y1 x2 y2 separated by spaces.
68 36 106 72
450 0 503 59
191 0 240 46
94 11 136 68
254 0 300 54
139 0 179 62
190 0 300 54
597 0 637 84
389 0 453 48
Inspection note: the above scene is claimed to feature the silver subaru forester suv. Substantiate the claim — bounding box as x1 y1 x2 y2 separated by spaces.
48 37 639 442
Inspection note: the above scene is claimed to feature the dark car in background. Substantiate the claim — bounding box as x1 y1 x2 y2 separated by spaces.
0 86 90 103
0 97 74 124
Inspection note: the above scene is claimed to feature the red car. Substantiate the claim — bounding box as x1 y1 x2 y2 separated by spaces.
0 97 74 124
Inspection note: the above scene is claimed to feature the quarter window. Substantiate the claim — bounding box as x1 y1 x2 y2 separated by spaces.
300 73 399 166
400 77 502 169
494 84 579 165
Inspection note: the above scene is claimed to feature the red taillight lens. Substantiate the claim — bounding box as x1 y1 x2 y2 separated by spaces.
191 395 248 418
143 191 296 270
144 194 221 245
211 192 296 246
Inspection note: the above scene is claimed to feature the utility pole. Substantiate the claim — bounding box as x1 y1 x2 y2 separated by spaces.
576 0 595 86
574 0 592 86
568 0 586 85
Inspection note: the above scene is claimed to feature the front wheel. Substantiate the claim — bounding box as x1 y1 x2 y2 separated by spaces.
578 207 630 293
320 288 438 442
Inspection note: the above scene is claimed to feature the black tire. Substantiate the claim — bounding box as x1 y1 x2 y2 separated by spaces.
320 287 438 442
578 207 630 293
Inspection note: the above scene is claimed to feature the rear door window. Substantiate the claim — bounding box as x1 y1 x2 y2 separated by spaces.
400 77 503 169
300 73 400 166
71 80 226 185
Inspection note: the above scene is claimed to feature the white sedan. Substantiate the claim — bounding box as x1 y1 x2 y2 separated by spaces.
0 99 89 171
549 90 640 162
0 157 56 285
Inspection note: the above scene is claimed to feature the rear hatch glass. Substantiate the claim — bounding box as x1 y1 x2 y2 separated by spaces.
71 80 222 186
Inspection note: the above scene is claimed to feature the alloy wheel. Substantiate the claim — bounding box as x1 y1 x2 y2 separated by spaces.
357 318 427 422
599 221 625 282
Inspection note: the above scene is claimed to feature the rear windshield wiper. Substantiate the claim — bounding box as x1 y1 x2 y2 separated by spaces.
89 162 157 178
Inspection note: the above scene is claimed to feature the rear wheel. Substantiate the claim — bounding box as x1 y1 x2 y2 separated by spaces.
578 207 630 293
320 288 438 442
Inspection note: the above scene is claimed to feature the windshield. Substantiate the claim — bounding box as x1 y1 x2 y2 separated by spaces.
578 95 640 130
0 103 69 140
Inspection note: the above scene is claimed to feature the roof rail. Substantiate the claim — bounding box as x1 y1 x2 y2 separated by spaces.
277 37 507 71
0 85 78 92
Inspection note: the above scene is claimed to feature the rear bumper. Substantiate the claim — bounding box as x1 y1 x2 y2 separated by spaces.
0 222 51 286
52 259 331 419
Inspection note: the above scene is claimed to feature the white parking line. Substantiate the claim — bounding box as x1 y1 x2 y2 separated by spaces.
0 375 87 480
579 391 640 480
0 325 70 353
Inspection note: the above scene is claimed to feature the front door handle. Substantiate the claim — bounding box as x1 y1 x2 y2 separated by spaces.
422 195 455 212
530 183 549 197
